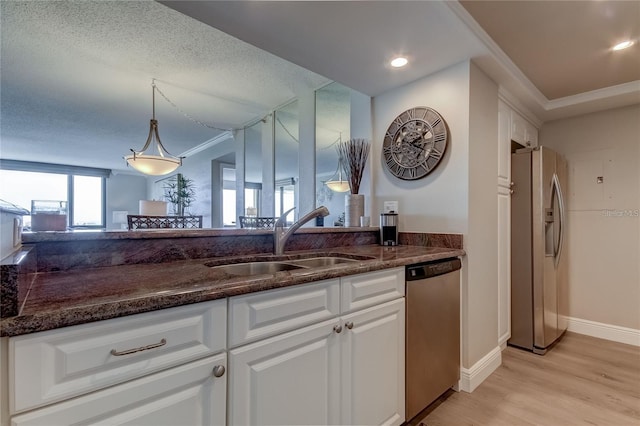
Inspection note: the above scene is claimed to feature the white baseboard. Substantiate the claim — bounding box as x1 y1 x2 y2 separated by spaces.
457 346 502 393
565 316 640 347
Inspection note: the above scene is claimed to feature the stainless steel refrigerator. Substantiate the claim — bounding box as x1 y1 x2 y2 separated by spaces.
509 146 568 354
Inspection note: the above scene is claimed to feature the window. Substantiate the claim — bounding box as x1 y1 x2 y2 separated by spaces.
71 175 104 227
0 161 108 229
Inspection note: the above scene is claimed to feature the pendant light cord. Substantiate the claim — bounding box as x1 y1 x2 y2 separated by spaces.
152 79 156 120
153 80 271 132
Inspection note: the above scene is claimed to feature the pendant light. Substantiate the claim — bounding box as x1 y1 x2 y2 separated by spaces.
125 79 183 176
325 134 350 193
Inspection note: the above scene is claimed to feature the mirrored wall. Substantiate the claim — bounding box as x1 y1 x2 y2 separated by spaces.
244 120 263 218
315 82 351 227
240 83 359 228
274 100 299 224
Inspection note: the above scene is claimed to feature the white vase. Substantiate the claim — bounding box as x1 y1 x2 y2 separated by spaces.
345 194 364 227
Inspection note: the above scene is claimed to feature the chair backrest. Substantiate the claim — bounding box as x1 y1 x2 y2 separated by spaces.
238 216 276 229
127 215 203 230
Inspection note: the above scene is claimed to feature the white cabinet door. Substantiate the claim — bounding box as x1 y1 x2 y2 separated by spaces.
510 109 527 145
525 121 539 147
228 318 341 426
498 189 512 347
498 100 512 187
340 298 405 426
10 353 227 426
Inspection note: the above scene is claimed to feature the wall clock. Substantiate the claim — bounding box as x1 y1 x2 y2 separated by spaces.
382 106 448 180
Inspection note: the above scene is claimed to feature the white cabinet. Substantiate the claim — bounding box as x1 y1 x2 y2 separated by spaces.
8 299 227 425
340 299 405 426
10 300 226 414
228 268 405 426
497 100 539 348
229 319 341 425
7 268 407 426
10 353 227 426
524 120 538 148
509 108 538 148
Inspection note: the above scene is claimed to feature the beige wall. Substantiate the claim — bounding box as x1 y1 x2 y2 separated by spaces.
372 60 500 369
541 104 640 330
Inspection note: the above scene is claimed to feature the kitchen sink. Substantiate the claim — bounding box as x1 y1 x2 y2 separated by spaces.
287 256 360 268
206 254 375 277
208 261 305 276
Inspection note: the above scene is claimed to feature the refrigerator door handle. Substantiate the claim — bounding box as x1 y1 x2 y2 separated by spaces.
552 173 566 267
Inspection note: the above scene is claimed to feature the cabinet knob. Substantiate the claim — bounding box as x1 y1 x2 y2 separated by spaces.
510 182 515 187
345 321 354 330
509 189 514 195
212 365 226 378
333 325 343 334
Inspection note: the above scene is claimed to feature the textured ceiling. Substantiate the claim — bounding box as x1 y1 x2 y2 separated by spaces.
2 1 638 176
460 0 640 100
161 1 488 97
0 1 329 173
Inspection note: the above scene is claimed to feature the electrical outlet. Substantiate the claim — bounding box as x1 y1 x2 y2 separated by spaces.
384 201 398 213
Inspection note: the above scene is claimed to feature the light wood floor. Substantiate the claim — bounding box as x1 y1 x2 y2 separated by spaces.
416 332 640 426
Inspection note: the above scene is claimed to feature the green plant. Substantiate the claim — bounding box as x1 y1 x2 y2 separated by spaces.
163 174 196 216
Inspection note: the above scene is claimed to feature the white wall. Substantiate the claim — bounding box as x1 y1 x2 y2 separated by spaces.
372 62 470 233
106 173 147 229
372 60 501 373
466 62 499 366
541 104 640 330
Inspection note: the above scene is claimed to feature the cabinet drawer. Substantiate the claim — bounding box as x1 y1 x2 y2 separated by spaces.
341 268 404 314
229 279 340 347
10 353 227 426
9 299 226 414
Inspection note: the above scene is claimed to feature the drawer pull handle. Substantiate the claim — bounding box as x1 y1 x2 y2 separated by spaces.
110 338 167 356
345 321 354 330
333 325 342 334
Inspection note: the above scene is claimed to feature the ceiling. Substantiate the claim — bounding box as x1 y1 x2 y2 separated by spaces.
1 1 638 175
460 1 640 100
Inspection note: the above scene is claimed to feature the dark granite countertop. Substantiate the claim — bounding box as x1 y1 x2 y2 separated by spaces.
0 244 464 337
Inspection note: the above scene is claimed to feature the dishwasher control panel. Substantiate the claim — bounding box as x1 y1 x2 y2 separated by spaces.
406 258 461 280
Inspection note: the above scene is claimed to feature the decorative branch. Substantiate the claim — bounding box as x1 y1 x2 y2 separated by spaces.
337 138 370 195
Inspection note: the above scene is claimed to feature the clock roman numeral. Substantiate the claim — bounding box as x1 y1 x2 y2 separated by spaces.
385 155 397 169
431 118 441 128
428 149 442 160
434 133 446 144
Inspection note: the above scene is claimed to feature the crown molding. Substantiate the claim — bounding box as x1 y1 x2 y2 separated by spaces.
446 1 640 122
445 1 548 107
498 88 543 128
179 131 233 158
545 80 640 111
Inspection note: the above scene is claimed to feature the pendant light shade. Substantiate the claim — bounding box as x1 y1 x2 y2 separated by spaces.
125 80 183 176
325 134 351 192
325 179 350 192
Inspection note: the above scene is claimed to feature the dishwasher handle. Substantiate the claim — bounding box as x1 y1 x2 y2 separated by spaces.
406 258 462 281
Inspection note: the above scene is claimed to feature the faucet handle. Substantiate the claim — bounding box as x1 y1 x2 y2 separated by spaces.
275 207 296 227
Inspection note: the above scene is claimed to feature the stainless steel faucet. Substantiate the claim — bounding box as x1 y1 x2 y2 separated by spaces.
273 206 330 255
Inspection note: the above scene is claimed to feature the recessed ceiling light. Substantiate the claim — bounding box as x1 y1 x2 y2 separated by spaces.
390 57 408 68
612 40 634 51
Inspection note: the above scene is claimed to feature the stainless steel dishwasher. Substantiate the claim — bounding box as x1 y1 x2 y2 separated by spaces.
405 258 462 422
